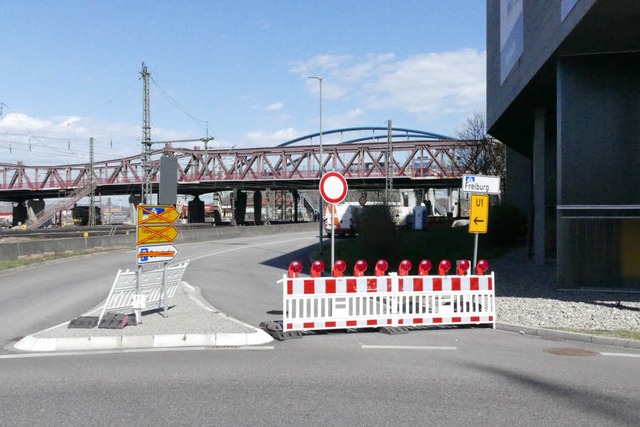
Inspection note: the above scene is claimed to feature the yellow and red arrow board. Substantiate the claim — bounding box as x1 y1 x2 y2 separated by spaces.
137 224 179 245
137 205 180 225
137 243 179 264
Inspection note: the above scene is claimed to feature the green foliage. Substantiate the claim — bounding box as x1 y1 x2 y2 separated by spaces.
317 202 526 274
0 248 124 271
356 204 400 263
485 203 527 247
323 226 508 274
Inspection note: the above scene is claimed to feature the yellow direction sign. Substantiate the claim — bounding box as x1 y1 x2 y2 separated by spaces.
137 224 179 245
469 194 489 234
138 205 179 225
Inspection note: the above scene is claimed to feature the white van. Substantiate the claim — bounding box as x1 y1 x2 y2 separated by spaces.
324 203 362 237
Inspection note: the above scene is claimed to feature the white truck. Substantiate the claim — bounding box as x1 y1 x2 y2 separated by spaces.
324 203 362 237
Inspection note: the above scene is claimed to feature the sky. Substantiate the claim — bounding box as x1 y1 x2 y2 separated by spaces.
0 1 487 167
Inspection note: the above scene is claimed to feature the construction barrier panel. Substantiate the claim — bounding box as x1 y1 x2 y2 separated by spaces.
279 261 495 333
99 260 190 322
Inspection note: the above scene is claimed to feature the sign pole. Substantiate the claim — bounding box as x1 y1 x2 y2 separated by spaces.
473 232 479 270
468 193 490 271
135 204 181 324
162 261 168 317
331 204 335 268
464 175 500 272
319 171 348 271
135 264 142 324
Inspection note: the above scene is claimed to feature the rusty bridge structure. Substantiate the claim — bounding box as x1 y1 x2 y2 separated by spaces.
0 127 478 201
0 127 482 227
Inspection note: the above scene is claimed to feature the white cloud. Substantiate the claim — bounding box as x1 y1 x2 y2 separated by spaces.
266 102 283 111
0 112 197 165
292 49 486 124
241 128 304 147
369 49 486 117
325 108 366 130
290 54 352 75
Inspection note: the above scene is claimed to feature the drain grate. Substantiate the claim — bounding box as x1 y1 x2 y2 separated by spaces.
544 347 598 357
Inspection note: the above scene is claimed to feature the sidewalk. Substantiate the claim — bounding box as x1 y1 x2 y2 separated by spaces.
13 283 273 352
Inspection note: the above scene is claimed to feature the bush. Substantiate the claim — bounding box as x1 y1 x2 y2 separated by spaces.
485 203 527 247
356 204 401 263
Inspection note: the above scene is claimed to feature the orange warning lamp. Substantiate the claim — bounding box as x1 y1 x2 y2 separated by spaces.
476 259 490 275
375 259 389 276
457 259 471 275
288 260 303 278
438 259 452 276
310 260 325 278
418 259 432 276
398 260 412 276
353 260 368 277
332 260 347 277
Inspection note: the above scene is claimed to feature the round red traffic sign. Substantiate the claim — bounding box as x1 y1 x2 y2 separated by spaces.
319 171 348 204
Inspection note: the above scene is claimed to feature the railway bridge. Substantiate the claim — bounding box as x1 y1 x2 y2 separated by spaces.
0 127 481 227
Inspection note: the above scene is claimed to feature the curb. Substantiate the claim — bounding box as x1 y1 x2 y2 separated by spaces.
13 330 273 352
497 322 640 350
12 282 274 353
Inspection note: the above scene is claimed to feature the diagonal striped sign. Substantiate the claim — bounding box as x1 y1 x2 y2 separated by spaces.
138 205 179 224
137 243 179 264
137 224 179 245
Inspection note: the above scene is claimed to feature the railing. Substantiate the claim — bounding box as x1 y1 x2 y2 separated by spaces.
27 183 93 229
0 140 478 194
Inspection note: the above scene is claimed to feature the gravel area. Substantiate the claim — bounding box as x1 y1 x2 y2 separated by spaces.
491 247 640 332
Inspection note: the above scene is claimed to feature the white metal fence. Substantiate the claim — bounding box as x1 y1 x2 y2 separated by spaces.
280 272 495 332
99 260 189 322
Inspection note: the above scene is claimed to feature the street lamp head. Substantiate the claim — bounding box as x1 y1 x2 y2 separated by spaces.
308 76 323 81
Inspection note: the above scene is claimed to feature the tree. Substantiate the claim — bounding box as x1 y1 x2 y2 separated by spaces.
455 112 506 180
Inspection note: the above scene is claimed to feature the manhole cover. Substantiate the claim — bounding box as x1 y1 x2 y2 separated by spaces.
544 347 598 357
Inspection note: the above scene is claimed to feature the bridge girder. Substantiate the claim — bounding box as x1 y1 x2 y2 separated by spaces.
0 138 479 202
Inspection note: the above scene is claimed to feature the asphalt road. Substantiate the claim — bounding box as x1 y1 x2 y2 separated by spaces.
1 229 639 426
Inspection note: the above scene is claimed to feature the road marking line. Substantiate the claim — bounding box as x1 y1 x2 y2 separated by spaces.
190 236 316 261
361 345 457 351
0 345 274 360
601 352 640 359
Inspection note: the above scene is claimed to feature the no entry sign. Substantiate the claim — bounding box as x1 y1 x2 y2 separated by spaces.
319 171 348 204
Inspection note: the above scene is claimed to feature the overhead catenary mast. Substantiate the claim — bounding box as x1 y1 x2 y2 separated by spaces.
385 119 393 204
141 62 152 205
139 62 214 207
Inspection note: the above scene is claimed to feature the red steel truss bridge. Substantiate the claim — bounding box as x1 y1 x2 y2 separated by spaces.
0 127 480 202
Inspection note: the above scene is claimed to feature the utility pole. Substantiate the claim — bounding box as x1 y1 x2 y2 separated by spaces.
308 76 324 253
385 119 393 204
141 62 153 205
89 137 95 226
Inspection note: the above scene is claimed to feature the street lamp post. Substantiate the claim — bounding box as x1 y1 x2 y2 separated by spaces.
309 76 324 254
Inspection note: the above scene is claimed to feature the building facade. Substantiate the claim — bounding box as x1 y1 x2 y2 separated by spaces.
486 0 640 288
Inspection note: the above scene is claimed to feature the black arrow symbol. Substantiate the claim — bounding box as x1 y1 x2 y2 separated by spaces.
474 217 485 225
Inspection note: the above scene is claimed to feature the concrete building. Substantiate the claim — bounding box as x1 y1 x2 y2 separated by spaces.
486 0 640 288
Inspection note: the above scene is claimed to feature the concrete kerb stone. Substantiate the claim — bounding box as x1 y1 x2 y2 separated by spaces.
497 322 640 350
12 281 274 352
14 324 273 353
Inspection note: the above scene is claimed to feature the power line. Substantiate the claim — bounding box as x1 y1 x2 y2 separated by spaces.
149 74 215 138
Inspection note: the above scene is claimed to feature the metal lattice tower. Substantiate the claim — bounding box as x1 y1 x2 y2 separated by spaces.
88 137 95 226
385 119 393 203
141 62 152 205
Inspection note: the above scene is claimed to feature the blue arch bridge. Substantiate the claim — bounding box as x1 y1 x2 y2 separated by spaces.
0 127 482 228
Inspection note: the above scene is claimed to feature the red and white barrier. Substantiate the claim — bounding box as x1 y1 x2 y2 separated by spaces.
279 259 495 333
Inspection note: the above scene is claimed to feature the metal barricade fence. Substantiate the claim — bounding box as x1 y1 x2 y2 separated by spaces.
99 260 190 322
280 271 495 332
